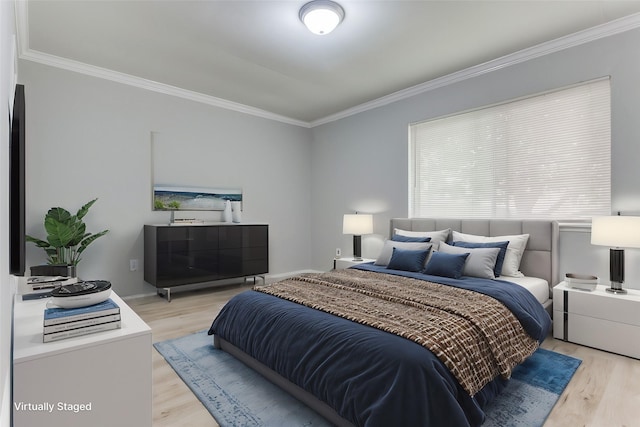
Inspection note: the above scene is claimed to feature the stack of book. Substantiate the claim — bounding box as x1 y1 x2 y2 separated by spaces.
565 273 598 291
43 299 121 343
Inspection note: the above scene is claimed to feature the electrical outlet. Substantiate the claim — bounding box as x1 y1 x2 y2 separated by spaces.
336 248 341 257
130 259 138 271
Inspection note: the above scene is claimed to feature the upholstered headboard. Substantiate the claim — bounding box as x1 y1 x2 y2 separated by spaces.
390 218 559 296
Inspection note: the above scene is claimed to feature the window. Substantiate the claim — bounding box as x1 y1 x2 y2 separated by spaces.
409 78 610 219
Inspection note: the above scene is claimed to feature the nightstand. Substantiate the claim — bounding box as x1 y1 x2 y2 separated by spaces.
333 257 375 270
553 281 640 359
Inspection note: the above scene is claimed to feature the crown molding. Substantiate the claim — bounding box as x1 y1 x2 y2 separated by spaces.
310 12 640 127
18 49 311 128
15 1 640 129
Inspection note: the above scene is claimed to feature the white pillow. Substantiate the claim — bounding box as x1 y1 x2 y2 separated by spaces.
375 240 432 267
394 228 450 250
438 242 501 279
451 231 529 278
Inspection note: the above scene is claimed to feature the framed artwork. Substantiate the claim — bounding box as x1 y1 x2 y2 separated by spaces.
153 185 242 211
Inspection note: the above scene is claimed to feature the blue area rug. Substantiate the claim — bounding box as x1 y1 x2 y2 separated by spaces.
154 331 581 427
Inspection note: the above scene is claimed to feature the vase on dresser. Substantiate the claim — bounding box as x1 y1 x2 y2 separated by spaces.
222 200 232 222
231 201 242 223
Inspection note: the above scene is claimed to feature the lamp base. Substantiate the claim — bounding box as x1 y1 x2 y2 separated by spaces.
352 235 362 262
606 282 627 294
607 250 627 294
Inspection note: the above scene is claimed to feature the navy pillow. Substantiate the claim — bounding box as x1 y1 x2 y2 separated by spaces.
452 240 509 276
391 234 432 243
423 251 469 279
387 247 431 272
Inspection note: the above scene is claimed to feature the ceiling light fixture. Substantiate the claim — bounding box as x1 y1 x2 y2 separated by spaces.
299 0 345 35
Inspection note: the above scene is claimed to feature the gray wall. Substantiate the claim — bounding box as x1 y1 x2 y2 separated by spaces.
18 25 640 293
310 27 640 289
1 1 16 424
19 62 313 297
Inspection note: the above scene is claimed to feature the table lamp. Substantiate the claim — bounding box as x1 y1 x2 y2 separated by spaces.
343 213 373 261
591 215 640 294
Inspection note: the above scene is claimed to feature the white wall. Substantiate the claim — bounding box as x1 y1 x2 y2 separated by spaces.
310 27 640 289
19 62 313 297
0 1 16 424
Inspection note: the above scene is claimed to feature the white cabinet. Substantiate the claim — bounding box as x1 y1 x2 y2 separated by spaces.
13 291 152 427
553 282 640 359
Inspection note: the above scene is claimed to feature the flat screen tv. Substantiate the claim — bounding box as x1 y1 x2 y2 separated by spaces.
9 84 25 276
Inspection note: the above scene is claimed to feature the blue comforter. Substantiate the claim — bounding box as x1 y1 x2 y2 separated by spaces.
208 265 551 427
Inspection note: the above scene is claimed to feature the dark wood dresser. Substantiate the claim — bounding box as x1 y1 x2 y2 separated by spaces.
144 223 268 300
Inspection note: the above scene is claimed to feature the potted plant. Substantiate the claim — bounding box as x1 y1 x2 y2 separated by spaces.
26 198 109 274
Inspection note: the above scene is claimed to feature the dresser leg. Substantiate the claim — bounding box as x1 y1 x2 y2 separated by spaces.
157 288 172 302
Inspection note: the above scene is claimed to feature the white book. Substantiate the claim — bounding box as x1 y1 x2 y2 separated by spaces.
43 314 121 334
43 320 121 343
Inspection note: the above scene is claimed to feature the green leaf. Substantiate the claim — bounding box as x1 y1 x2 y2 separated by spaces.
76 198 97 221
67 225 88 247
25 235 51 249
77 230 109 254
44 219 73 247
46 207 72 225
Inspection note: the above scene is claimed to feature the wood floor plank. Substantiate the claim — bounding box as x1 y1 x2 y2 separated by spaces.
590 355 640 426
126 284 640 427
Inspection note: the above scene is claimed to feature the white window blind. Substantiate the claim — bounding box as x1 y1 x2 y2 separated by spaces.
409 78 611 219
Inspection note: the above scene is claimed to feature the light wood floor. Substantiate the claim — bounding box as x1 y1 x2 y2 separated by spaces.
126 284 640 427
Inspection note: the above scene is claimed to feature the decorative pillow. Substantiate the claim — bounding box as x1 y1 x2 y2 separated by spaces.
452 240 509 277
394 228 450 250
438 242 501 279
375 240 433 266
423 251 469 279
452 231 530 278
387 247 431 272
391 234 432 243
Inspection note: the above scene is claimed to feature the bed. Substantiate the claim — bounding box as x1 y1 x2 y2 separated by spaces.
208 218 557 427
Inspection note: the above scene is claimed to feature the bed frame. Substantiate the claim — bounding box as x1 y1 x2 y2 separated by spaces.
214 218 559 426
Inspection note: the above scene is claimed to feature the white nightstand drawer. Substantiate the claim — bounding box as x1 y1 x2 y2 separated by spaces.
568 313 640 358
553 282 640 359
568 289 640 327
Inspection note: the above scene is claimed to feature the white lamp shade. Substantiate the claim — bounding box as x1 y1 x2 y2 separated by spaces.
299 1 344 35
591 216 640 248
343 214 373 235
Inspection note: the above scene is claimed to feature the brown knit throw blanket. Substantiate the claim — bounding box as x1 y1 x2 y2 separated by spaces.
255 268 538 396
